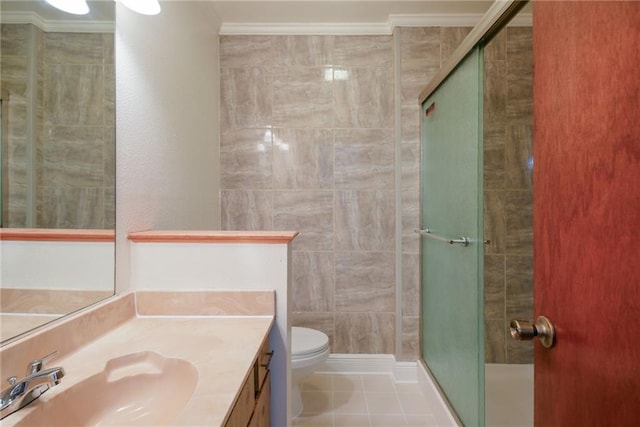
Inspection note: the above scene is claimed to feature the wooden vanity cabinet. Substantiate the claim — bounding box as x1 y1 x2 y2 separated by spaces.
225 337 272 427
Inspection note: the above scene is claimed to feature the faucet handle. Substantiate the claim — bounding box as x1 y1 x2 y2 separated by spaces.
26 351 58 376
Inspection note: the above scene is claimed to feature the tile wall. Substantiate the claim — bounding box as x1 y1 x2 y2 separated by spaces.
0 24 114 229
219 29 471 360
483 26 534 364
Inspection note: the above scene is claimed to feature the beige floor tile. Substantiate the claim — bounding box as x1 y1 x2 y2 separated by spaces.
362 374 396 392
293 413 334 427
333 374 365 392
296 373 454 427
333 390 369 414
397 392 431 415
302 390 333 414
394 382 422 394
405 414 440 426
369 413 407 427
303 374 334 391
365 392 403 415
334 413 371 427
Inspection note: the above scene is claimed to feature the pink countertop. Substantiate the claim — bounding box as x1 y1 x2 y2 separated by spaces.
0 291 275 426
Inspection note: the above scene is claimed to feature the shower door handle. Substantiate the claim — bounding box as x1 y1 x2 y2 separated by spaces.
510 316 555 349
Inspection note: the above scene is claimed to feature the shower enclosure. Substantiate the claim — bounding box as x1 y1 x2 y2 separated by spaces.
419 45 484 427
418 2 533 426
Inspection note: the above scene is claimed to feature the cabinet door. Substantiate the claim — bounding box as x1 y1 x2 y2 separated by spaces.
255 338 272 392
225 372 256 427
249 372 270 427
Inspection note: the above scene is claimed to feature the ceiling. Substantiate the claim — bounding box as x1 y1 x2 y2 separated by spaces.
207 1 494 24
1 0 495 26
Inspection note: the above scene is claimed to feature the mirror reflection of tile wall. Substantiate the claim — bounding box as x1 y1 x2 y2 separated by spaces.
483 26 534 364
1 24 115 229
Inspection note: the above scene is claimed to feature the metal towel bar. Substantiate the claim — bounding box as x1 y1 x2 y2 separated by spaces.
414 228 470 247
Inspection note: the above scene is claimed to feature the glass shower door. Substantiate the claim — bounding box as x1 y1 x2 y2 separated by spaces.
420 46 484 426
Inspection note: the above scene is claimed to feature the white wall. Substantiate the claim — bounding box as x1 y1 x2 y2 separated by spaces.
115 2 221 293
130 239 292 427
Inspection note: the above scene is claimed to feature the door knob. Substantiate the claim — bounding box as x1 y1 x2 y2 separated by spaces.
510 315 555 348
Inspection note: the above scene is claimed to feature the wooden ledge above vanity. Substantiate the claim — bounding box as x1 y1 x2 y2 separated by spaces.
0 228 115 242
127 230 299 244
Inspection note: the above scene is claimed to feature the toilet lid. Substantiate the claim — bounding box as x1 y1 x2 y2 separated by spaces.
292 327 329 357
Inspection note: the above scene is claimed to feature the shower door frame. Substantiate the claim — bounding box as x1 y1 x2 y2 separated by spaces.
417 0 530 423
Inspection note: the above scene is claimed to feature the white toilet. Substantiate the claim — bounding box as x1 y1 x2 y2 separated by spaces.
291 326 330 418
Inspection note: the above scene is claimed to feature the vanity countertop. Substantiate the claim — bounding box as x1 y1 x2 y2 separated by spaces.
0 291 275 426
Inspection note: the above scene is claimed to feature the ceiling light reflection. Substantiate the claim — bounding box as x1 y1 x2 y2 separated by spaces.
45 0 89 15
118 0 161 15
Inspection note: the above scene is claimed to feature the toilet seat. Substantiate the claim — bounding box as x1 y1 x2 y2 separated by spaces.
292 327 329 359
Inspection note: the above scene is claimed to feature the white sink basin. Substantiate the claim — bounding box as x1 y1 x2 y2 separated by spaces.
16 351 198 426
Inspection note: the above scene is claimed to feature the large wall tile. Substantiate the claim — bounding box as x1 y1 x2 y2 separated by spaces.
220 190 273 230
334 129 394 190
335 190 395 251
273 190 334 251
334 67 394 129
483 129 506 190
484 190 506 254
272 128 333 189
44 64 104 126
333 35 392 66
1 24 28 55
483 60 507 132
334 312 395 354
485 319 506 363
505 190 533 253
484 254 505 319
505 124 533 189
292 251 334 312
272 66 334 128
398 27 440 63
42 126 104 187
40 187 103 228
0 56 28 82
220 67 272 128
220 128 273 189
402 254 420 317
400 59 440 106
219 35 273 67
335 251 395 312
400 316 420 361
43 33 104 64
274 35 334 66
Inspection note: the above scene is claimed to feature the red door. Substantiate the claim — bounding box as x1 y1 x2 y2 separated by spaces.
533 1 640 425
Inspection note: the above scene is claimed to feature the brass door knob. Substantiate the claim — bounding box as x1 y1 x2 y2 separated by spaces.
510 315 555 348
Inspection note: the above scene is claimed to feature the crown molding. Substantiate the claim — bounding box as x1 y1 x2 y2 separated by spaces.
1 11 114 33
219 12 530 35
219 22 392 35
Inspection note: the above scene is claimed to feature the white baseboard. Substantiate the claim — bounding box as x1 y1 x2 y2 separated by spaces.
317 353 401 377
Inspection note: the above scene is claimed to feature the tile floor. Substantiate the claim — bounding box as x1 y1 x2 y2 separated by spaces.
293 374 443 427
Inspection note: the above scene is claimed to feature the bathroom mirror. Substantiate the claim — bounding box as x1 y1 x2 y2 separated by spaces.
0 1 115 344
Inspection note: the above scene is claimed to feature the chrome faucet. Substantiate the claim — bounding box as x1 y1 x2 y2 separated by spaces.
0 352 65 419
